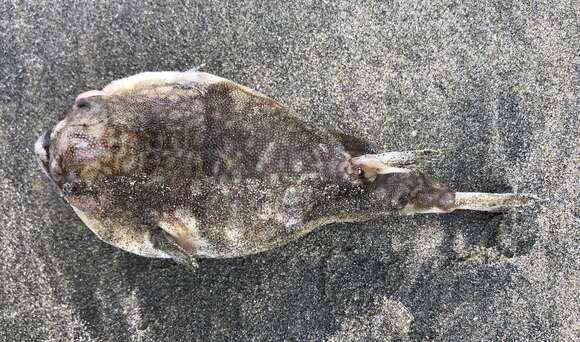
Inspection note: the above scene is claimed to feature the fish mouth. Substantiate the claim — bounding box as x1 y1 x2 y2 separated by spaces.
34 131 52 178
34 117 69 183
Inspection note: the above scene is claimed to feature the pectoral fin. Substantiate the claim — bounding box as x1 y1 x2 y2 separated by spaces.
147 228 199 269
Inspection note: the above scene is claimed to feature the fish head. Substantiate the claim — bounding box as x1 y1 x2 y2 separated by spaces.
34 90 146 211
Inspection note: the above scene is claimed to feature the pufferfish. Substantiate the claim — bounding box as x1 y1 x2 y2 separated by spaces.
34 70 535 267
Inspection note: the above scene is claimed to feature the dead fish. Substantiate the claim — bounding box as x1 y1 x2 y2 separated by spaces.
34 70 536 267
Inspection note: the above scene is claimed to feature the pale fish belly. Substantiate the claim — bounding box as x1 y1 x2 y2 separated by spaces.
72 207 173 259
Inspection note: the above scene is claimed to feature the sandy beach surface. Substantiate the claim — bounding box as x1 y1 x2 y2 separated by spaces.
1 1 578 340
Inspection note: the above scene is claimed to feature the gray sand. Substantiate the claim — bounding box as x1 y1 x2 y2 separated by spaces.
0 1 578 341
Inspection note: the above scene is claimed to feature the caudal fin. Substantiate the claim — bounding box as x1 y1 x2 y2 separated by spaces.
354 151 538 215
453 192 539 212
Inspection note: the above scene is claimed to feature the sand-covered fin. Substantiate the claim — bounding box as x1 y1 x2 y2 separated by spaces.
454 192 539 212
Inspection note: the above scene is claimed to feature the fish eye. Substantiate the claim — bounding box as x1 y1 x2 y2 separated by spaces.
76 98 90 109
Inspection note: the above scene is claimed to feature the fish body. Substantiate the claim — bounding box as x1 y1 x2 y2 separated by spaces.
35 71 534 267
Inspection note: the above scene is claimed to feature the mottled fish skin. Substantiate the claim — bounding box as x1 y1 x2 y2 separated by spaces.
35 71 457 265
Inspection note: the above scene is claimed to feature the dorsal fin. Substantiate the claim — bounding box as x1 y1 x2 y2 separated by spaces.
328 129 377 157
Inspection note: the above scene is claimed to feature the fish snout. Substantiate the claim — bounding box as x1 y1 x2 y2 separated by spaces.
34 131 52 178
34 119 67 183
